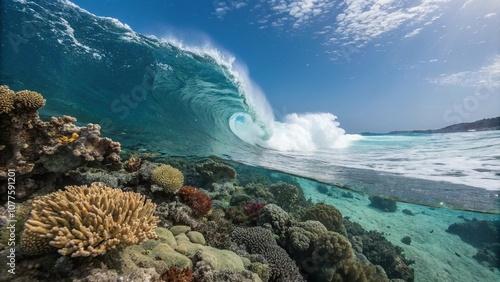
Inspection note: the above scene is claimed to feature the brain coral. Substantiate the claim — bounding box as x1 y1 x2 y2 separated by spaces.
151 164 184 193
20 183 159 257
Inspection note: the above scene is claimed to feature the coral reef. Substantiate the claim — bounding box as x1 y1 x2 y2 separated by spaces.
311 231 354 265
302 202 347 236
446 218 500 247
156 201 200 229
447 219 500 269
344 219 414 281
195 159 237 183
322 259 386 282
151 164 184 193
20 183 159 257
178 186 213 217
160 267 193 282
268 182 309 212
192 260 260 282
243 201 266 225
124 156 142 172
257 204 294 243
231 226 304 282
0 85 121 189
0 85 45 113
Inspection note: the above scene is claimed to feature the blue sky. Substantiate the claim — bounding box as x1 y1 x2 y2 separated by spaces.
71 0 499 133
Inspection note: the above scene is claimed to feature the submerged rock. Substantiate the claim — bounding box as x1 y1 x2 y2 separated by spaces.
447 218 500 269
368 195 398 212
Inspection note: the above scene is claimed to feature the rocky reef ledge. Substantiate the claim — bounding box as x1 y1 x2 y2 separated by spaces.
0 86 416 281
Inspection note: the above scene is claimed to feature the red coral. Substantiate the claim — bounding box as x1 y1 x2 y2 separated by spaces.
160 267 193 282
178 186 212 217
243 201 266 223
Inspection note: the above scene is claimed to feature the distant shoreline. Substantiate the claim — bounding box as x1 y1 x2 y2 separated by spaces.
362 116 500 135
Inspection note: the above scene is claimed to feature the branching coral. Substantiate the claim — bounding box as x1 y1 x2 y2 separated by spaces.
151 165 184 193
178 186 212 217
20 183 159 257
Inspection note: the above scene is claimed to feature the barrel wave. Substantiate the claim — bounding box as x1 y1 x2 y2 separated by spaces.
1 0 354 156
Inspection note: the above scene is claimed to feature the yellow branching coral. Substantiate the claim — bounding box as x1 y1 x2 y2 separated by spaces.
20 183 159 257
151 164 184 193
58 132 79 143
0 85 15 113
14 89 46 110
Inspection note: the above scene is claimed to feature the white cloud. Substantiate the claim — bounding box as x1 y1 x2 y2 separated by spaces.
331 0 450 47
404 27 423 38
269 0 334 28
484 13 496 18
213 1 249 19
428 55 500 87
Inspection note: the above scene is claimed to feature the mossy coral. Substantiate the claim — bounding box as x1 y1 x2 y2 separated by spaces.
20 183 159 257
151 164 184 193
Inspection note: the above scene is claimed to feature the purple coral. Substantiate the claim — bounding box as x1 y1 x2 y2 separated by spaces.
243 201 266 223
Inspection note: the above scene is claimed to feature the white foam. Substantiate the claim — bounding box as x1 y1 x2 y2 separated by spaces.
159 36 356 152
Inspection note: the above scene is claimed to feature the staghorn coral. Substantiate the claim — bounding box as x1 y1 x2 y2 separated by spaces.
302 202 346 235
151 164 184 193
178 186 212 217
231 227 304 282
0 86 121 186
20 183 159 257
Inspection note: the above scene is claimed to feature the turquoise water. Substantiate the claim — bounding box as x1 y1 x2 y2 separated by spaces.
1 1 500 281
